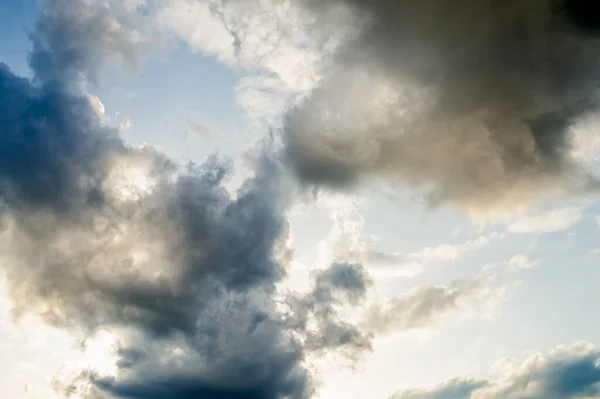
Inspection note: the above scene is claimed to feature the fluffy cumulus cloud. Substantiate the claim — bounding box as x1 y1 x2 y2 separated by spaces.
283 0 600 215
89 0 600 215
0 1 375 398
390 341 600 399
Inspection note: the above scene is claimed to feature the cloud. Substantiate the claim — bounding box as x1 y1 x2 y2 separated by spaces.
363 270 514 335
118 117 132 131
185 119 212 140
29 0 146 84
507 254 537 271
392 379 488 399
0 62 126 213
316 196 502 278
283 0 600 215
287 263 373 355
0 1 374 397
410 234 502 263
87 94 106 119
508 206 583 234
389 341 600 399
1 60 312 395
365 233 503 278
154 0 363 125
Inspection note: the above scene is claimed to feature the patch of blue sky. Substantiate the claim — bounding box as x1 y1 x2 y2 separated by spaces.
96 46 252 164
0 0 39 77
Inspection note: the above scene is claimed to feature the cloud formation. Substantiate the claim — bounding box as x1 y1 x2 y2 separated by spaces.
155 0 363 125
284 0 600 214
507 205 584 233
315 196 503 279
390 341 600 399
364 271 512 335
0 1 374 397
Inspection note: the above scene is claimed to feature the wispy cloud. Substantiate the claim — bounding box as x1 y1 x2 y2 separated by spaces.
363 270 516 335
315 196 502 278
507 254 537 272
155 0 362 125
508 206 584 234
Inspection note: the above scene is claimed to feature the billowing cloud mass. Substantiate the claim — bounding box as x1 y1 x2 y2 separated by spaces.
0 1 374 398
284 0 600 214
3 0 599 398
390 341 600 399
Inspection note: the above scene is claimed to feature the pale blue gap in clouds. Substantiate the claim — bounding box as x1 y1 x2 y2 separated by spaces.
97 46 252 165
0 0 39 77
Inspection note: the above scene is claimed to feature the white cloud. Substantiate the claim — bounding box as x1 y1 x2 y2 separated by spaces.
508 206 583 234
157 0 236 64
364 269 517 336
507 254 536 271
87 94 106 120
315 195 502 279
569 113 600 166
118 117 132 131
411 233 503 263
155 0 365 125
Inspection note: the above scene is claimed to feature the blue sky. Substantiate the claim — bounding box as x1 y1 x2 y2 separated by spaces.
2 1 600 399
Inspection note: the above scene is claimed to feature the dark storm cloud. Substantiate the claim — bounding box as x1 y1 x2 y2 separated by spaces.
95 377 297 399
0 62 125 213
390 343 600 399
84 288 310 399
285 0 600 214
0 1 373 398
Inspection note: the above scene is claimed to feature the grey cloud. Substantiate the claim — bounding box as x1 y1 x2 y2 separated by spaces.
284 263 373 355
0 60 309 395
85 289 310 399
0 62 126 213
0 2 373 398
365 275 489 334
284 0 600 214
186 119 213 140
30 0 144 85
312 261 370 303
390 342 600 399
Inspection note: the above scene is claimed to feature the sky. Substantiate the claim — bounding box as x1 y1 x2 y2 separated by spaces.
1 0 600 398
